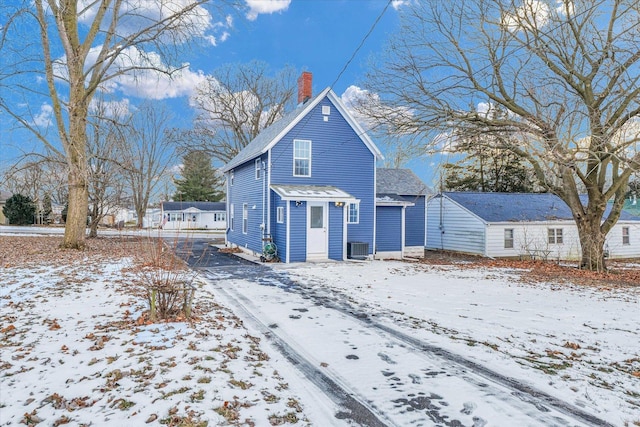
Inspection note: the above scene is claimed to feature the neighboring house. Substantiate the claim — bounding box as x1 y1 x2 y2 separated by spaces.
375 168 430 259
141 208 162 229
161 201 226 230
0 191 11 225
427 192 640 260
622 196 640 217
222 72 384 263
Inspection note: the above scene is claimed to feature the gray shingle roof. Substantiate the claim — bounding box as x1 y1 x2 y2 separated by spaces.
162 201 226 211
443 192 640 222
377 168 430 196
221 89 330 172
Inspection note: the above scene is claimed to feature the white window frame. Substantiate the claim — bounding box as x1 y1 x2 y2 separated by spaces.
548 228 563 244
504 228 514 249
242 203 248 234
230 171 234 186
230 204 234 231
347 202 359 224
255 159 261 180
277 206 284 223
293 139 312 177
622 226 630 245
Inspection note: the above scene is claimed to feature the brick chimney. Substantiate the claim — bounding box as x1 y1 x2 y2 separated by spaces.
297 71 312 104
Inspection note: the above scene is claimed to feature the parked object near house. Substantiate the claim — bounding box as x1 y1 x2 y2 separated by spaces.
160 201 226 230
375 168 430 259
427 192 640 260
222 72 384 263
0 191 11 225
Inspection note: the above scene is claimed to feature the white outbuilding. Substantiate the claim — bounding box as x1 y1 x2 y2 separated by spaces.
160 201 226 231
426 192 640 260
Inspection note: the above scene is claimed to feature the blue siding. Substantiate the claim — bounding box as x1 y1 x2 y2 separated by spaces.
404 195 426 247
289 201 307 262
376 206 402 251
329 204 344 260
270 98 375 254
271 193 287 261
226 154 267 254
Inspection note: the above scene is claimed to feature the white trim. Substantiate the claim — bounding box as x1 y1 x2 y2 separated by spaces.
347 202 360 224
286 202 290 263
372 163 377 258
306 201 329 260
242 203 248 234
401 206 406 257
267 151 272 236
277 206 284 223
255 158 261 180
342 203 348 260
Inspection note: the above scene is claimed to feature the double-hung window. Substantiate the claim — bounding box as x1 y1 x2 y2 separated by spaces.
229 204 234 231
277 207 284 223
548 228 563 244
504 229 514 249
347 203 359 224
623 227 630 245
242 203 248 234
293 139 311 177
255 159 261 180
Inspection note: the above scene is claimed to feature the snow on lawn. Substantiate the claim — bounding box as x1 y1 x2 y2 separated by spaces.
0 258 315 426
279 260 640 426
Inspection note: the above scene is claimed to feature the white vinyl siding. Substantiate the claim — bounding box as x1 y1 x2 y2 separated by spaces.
293 139 311 177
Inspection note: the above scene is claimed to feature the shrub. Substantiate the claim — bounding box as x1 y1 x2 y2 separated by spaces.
3 194 36 225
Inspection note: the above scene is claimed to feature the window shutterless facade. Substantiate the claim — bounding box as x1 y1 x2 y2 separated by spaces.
255 159 261 179
504 228 514 249
348 202 359 224
277 206 284 223
623 227 630 245
230 204 234 231
242 203 248 234
548 228 563 244
293 139 311 177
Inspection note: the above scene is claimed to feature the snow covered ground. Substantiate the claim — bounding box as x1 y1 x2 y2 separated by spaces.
1 235 638 426
272 260 640 426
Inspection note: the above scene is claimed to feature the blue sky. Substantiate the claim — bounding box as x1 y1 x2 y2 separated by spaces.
1 0 441 189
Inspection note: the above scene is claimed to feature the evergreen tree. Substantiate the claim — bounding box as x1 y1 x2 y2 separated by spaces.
3 194 36 225
42 193 53 224
173 151 223 202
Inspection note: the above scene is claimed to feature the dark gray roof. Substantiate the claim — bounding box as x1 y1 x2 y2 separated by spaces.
221 89 330 172
442 192 640 222
377 168 430 196
162 201 226 211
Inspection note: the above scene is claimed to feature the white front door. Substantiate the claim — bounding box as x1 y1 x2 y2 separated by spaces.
307 202 328 259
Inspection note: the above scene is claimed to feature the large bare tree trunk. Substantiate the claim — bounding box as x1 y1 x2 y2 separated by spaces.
575 217 606 272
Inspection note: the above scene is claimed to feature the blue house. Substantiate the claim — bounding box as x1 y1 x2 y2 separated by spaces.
375 168 430 259
221 73 383 262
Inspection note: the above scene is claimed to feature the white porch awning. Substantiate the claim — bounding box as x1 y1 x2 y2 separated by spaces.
271 184 357 203
376 194 415 207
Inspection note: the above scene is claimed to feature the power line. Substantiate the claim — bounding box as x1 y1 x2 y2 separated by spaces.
330 0 393 90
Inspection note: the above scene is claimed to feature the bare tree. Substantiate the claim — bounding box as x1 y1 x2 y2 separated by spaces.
86 99 129 237
0 0 238 249
361 0 640 271
120 102 175 228
185 61 298 163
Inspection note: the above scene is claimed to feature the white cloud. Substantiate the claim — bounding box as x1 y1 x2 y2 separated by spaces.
502 0 571 32
340 85 413 133
245 0 291 21
32 103 54 128
391 0 412 10
89 98 132 117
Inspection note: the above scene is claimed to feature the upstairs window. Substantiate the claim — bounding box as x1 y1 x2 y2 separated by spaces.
293 139 311 177
255 159 261 180
348 203 359 224
230 171 234 186
623 227 630 245
548 228 563 244
504 229 514 249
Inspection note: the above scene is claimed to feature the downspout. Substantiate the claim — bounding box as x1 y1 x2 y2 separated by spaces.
401 206 406 258
262 157 266 240
225 172 229 246
286 202 290 263
372 159 377 258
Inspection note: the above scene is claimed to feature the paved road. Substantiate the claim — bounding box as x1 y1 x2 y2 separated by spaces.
179 240 609 427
